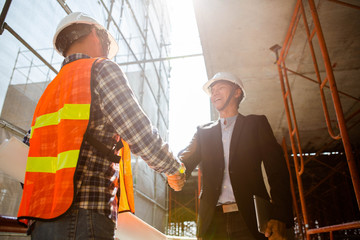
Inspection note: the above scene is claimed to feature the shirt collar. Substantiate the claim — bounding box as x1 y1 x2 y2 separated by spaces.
62 53 91 67
220 114 238 126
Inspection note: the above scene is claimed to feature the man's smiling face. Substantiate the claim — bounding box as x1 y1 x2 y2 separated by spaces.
210 81 233 111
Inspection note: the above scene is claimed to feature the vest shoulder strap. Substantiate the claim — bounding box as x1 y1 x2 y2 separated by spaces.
83 132 123 163
85 57 123 163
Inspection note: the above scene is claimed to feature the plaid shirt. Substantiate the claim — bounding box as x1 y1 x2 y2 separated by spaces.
58 54 181 222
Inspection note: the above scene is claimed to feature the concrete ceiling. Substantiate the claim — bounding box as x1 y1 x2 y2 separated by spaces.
192 0 360 153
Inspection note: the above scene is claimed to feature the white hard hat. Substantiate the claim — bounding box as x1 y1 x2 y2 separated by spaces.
203 72 246 101
53 12 118 59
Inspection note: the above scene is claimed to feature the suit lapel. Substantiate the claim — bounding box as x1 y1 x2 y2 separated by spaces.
229 114 246 162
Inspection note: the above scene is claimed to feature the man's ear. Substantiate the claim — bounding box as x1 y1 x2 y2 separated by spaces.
234 87 242 98
88 28 99 40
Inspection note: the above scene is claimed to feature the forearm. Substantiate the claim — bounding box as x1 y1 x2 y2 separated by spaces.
96 61 181 174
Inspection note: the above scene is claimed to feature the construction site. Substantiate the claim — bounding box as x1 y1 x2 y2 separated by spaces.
0 0 359 239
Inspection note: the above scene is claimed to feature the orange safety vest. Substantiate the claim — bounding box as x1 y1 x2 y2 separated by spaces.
18 58 134 223
118 140 135 213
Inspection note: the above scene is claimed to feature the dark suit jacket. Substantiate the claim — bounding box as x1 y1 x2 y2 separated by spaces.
180 114 293 239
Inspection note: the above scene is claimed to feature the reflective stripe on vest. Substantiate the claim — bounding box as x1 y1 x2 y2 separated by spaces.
17 58 134 221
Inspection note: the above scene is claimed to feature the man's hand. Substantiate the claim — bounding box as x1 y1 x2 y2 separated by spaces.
166 164 186 191
265 219 286 240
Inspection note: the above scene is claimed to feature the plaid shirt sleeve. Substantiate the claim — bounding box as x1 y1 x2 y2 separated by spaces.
93 59 181 175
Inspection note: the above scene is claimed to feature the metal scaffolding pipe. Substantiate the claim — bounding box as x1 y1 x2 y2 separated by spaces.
300 0 341 140
100 0 170 129
306 221 360 235
283 67 360 103
125 0 170 120
307 0 360 209
277 63 309 235
277 0 360 239
117 53 203 66
135 189 167 211
0 118 27 137
327 0 360 10
282 138 304 238
0 0 11 34
56 0 72 14
2 23 58 74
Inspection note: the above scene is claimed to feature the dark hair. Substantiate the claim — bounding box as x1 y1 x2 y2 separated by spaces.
55 23 93 56
94 28 110 57
55 23 111 57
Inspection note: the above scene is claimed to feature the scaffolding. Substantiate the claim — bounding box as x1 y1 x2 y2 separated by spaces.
167 171 199 237
276 0 360 239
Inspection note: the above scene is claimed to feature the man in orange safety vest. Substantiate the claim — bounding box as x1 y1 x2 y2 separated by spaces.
17 12 185 239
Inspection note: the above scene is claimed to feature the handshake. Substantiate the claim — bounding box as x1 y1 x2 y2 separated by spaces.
166 163 186 191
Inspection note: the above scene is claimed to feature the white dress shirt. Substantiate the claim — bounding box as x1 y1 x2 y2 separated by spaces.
217 114 238 205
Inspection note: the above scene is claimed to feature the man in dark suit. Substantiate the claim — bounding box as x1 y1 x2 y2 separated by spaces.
178 72 293 239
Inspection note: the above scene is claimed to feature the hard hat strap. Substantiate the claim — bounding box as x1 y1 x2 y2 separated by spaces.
218 85 237 111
